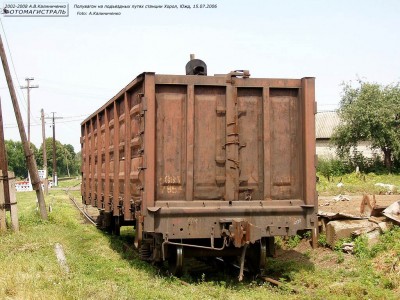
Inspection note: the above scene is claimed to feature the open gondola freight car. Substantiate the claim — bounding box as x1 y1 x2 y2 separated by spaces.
81 58 317 276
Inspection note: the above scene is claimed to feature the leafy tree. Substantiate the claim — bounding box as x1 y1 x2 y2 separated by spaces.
5 138 80 179
58 144 80 177
37 138 80 177
72 150 81 176
5 140 38 178
332 80 400 171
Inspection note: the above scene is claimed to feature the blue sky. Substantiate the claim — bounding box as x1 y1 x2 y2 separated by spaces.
0 0 399 151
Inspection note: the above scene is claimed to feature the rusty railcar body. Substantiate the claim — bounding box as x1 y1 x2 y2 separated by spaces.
81 65 317 274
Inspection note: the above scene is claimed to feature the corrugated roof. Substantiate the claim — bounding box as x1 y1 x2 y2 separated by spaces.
315 111 341 139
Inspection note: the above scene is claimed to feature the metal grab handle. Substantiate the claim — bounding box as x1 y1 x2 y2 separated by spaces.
161 237 228 260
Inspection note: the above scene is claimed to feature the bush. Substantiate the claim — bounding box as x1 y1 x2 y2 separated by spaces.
353 235 370 259
345 151 387 174
286 235 301 249
318 233 328 247
317 158 350 181
318 151 398 180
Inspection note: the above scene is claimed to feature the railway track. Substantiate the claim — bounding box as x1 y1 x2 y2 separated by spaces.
66 188 97 226
63 189 257 283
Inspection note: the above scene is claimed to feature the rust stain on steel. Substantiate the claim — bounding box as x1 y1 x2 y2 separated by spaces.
81 69 317 248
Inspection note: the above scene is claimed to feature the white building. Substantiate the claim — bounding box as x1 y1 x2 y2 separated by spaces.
315 111 381 158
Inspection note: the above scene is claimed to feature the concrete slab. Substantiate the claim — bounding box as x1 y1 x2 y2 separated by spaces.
326 219 375 247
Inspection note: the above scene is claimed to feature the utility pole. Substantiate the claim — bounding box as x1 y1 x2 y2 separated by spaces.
20 78 38 146
63 148 70 178
52 112 56 187
45 112 62 187
0 97 10 231
1 95 19 232
41 109 48 195
0 33 47 220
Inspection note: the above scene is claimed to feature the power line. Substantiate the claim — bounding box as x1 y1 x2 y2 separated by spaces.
0 18 43 131
3 119 84 129
39 88 112 99
37 77 115 91
3 112 87 128
0 18 28 113
52 118 84 124
62 114 88 119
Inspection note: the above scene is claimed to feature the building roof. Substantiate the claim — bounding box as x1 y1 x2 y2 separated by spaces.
315 111 341 139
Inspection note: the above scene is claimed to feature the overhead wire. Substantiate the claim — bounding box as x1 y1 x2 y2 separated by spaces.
3 114 86 128
0 18 47 126
0 17 42 126
0 24 96 146
37 77 114 91
0 17 29 114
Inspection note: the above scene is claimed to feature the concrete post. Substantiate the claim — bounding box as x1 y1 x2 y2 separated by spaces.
8 171 18 231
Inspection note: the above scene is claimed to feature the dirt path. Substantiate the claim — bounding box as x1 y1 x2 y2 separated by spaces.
318 194 399 216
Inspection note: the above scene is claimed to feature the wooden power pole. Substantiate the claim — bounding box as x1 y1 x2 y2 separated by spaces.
52 112 56 187
0 33 48 220
41 109 48 195
0 97 9 231
46 112 62 187
0 97 19 231
21 78 38 146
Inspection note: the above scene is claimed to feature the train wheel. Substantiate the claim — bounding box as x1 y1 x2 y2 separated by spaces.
96 210 104 228
134 218 143 249
259 237 267 270
267 236 275 257
103 212 113 234
112 216 121 236
247 237 267 273
168 245 184 277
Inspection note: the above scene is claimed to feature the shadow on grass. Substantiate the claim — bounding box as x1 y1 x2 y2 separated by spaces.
102 228 315 286
264 249 315 282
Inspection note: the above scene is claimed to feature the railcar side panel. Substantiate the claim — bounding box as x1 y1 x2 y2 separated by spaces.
193 86 226 200
269 88 301 200
81 77 145 223
155 85 187 201
237 87 263 200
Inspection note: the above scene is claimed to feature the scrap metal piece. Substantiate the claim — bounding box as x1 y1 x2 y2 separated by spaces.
359 194 388 217
318 211 367 220
342 242 354 254
352 224 379 237
360 194 374 217
382 201 400 224
229 70 250 78
333 194 350 201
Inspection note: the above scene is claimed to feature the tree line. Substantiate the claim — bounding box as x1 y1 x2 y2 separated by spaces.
5 138 80 179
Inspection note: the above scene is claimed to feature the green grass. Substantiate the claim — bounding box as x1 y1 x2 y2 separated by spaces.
317 172 400 195
0 179 399 299
267 232 400 299
56 177 81 189
286 235 302 249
